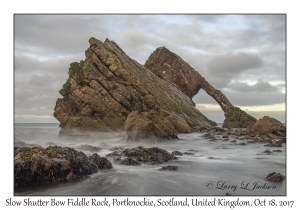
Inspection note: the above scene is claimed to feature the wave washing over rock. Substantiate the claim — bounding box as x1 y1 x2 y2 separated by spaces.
53 38 216 141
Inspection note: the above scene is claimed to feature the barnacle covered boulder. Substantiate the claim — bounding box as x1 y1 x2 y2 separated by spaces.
14 146 112 187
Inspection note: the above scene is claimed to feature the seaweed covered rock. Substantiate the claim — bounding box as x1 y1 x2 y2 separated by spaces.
88 153 112 169
223 107 257 128
14 138 42 156
14 146 112 187
145 46 257 128
54 38 215 139
106 146 177 165
158 165 178 171
247 116 286 136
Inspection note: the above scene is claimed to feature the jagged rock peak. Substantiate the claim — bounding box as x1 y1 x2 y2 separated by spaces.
53 37 216 139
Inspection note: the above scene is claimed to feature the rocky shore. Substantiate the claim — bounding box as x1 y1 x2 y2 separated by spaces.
15 114 286 188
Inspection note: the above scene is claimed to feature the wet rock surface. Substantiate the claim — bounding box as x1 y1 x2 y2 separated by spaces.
265 172 285 182
263 149 273 154
247 116 286 136
14 146 112 187
53 37 215 140
183 152 194 155
273 149 283 152
106 146 177 165
171 151 183 156
88 153 112 169
264 140 282 147
158 165 178 171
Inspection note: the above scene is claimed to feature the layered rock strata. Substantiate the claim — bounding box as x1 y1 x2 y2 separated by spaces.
54 38 215 139
144 47 257 128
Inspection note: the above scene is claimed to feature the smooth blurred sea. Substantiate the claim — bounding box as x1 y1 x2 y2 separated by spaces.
14 123 286 196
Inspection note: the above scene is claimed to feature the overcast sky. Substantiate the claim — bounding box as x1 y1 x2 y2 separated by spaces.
14 14 286 123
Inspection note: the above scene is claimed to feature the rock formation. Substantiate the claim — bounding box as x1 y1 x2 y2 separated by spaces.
14 146 112 187
144 47 257 128
54 38 216 140
265 172 285 182
247 116 286 136
106 146 177 165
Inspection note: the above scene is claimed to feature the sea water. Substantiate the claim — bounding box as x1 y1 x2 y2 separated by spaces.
14 123 286 196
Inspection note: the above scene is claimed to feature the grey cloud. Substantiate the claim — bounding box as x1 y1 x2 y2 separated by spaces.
202 52 263 88
15 15 109 57
193 90 221 105
207 52 263 74
226 80 280 93
15 54 80 75
193 82 285 107
28 74 53 86
242 15 285 45
223 90 285 106
276 83 286 88
15 86 61 110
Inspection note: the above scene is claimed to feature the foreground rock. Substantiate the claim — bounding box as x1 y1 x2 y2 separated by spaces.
88 153 112 169
145 46 257 128
265 172 285 182
54 38 215 140
158 165 178 171
14 146 112 187
106 146 177 165
247 116 286 137
14 138 42 156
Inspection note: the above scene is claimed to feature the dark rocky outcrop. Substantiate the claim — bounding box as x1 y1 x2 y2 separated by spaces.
264 140 283 147
158 165 178 171
171 151 183 156
54 38 215 140
106 146 177 165
14 138 42 156
247 116 286 136
265 172 285 182
145 47 257 128
14 146 112 187
88 153 112 169
273 149 283 152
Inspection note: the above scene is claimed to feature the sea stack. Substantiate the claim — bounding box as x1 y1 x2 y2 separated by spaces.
144 46 257 128
54 38 216 141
